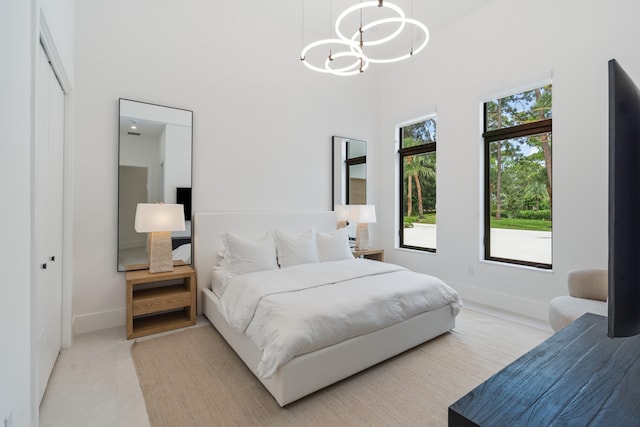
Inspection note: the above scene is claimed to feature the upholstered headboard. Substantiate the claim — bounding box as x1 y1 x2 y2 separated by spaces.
192 211 337 313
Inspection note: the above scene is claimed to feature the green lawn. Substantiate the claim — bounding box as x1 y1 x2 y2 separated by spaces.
406 213 436 225
490 217 551 232
405 214 551 232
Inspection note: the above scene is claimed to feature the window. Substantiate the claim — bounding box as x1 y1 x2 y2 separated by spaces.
484 84 552 268
399 117 437 251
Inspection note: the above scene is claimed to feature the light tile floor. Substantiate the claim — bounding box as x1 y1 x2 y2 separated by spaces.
39 326 150 427
39 309 551 426
40 317 209 427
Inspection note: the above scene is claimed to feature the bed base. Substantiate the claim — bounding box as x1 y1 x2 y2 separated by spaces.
203 287 455 406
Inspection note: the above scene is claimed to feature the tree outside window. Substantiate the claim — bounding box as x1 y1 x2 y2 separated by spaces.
399 117 437 251
484 84 552 268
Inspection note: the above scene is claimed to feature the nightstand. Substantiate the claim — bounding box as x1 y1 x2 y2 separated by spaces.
125 265 196 339
352 248 384 262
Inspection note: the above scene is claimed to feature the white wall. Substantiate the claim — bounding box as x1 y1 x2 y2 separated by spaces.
162 124 191 203
73 0 380 332
2 0 74 425
120 133 161 202
376 0 640 319
1 3 34 426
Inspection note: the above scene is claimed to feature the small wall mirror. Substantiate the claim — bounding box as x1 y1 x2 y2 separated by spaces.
117 99 193 271
332 136 367 207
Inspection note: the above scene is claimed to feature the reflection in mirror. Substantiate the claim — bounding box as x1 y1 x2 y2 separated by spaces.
117 99 193 271
332 136 367 208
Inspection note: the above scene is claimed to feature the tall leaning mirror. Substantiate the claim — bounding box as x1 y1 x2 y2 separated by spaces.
117 99 193 271
332 136 367 208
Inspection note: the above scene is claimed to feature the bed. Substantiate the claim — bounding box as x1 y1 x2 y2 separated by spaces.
193 211 461 406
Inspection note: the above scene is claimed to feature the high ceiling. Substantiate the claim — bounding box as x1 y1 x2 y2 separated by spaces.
310 0 494 33
265 1 495 35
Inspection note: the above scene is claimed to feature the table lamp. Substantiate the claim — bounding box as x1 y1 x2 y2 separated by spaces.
349 205 376 250
334 205 350 229
134 203 185 273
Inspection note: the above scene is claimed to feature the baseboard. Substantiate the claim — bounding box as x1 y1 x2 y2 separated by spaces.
451 281 550 323
73 308 125 336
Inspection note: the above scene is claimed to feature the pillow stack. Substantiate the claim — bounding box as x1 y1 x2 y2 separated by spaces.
211 228 354 296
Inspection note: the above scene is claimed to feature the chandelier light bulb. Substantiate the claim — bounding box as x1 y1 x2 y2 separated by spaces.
335 1 406 47
352 17 429 64
324 51 370 76
301 38 362 74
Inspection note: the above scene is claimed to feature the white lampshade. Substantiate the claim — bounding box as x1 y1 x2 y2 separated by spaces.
348 205 377 224
346 205 376 251
334 205 350 222
135 203 185 233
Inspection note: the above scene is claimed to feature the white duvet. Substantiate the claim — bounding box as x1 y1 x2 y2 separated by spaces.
219 259 461 378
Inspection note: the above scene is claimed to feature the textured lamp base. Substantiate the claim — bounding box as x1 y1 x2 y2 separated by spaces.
147 231 174 273
355 223 370 250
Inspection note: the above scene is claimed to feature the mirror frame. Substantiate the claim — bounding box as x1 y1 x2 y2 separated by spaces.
332 136 367 208
117 98 193 271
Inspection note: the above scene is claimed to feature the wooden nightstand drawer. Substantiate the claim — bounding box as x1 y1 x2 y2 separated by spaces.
132 285 191 316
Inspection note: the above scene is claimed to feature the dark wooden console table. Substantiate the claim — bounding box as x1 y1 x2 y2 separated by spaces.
449 313 640 426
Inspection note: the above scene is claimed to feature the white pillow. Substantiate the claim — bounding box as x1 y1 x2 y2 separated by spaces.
211 266 232 297
316 228 354 262
172 243 191 264
219 232 278 276
273 228 320 268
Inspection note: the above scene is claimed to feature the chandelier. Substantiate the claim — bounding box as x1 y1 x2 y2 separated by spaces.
300 0 429 76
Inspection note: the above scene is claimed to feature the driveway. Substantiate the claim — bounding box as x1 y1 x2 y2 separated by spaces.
403 223 552 264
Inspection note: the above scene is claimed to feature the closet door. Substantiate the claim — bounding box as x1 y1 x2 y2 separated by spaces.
35 43 64 404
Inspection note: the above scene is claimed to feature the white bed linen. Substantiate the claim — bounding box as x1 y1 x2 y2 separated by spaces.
219 258 461 378
203 287 456 406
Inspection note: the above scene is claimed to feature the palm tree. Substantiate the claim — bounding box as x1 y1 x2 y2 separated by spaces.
404 154 423 217
403 137 436 218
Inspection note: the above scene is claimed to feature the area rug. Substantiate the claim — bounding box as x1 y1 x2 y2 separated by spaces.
131 309 550 426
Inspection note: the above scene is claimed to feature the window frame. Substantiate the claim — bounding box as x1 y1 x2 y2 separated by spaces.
483 93 552 269
398 120 437 252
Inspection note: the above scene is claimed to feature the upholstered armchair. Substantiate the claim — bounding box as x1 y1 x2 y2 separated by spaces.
548 269 608 332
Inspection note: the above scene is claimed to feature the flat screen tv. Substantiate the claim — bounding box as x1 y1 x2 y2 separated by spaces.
608 58 640 338
176 187 192 220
